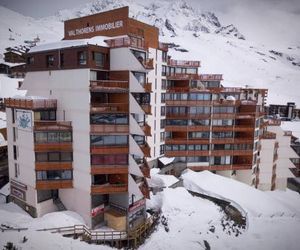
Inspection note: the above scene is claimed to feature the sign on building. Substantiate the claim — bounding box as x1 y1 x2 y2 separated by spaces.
16 109 32 131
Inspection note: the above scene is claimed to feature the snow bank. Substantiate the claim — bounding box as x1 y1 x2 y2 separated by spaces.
182 170 299 217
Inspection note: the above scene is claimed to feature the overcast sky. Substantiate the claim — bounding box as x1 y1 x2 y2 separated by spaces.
1 0 300 46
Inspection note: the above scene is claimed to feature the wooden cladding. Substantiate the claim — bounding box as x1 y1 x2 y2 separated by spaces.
91 166 128 175
35 162 72 171
139 143 151 157
36 180 73 190
34 121 72 131
188 164 252 171
90 146 129 154
90 103 129 113
91 184 128 194
90 80 129 92
90 124 129 134
140 104 151 115
141 123 151 136
34 143 72 152
5 98 57 110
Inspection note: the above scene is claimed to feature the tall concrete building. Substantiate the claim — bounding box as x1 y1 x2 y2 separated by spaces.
4 7 297 231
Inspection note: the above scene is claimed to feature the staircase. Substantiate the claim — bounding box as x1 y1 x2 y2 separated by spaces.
53 198 66 211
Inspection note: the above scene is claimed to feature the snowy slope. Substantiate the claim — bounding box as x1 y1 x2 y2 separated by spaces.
0 0 299 106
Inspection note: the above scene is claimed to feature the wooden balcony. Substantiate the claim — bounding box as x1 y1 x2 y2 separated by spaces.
34 121 72 131
91 165 128 175
90 80 129 93
140 163 150 178
90 124 129 134
34 142 72 152
165 138 210 145
91 184 128 194
35 162 72 171
199 74 223 81
166 73 200 80
36 180 73 190
166 100 212 106
105 37 147 50
212 113 236 119
261 131 276 139
141 123 151 136
140 143 151 157
5 97 57 110
142 59 154 70
167 59 200 67
90 103 129 113
188 164 252 171
165 125 210 132
158 42 168 51
143 82 152 92
140 104 151 115
166 113 210 119
211 138 235 144
90 146 129 154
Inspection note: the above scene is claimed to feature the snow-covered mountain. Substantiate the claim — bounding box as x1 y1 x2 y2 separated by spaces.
0 0 299 106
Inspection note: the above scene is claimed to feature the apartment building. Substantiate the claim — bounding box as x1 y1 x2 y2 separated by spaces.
4 6 295 231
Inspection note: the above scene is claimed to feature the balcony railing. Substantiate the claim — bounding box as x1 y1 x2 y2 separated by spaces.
34 142 72 152
91 183 128 194
90 145 129 154
158 42 168 51
261 131 276 139
90 124 129 133
142 58 154 70
140 162 150 178
199 74 223 81
105 37 146 50
168 59 200 67
5 98 57 110
166 73 200 80
90 103 129 113
139 143 151 157
35 162 72 171
90 80 129 92
268 119 281 126
143 82 152 92
36 180 73 190
34 121 72 131
141 123 151 136
91 165 128 175
140 104 151 115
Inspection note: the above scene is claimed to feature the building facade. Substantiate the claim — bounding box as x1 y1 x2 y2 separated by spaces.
4 6 297 231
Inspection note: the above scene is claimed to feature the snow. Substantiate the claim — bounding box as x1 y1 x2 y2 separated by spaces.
158 156 175 165
0 183 9 196
182 170 300 217
0 59 25 68
281 120 300 139
0 74 26 98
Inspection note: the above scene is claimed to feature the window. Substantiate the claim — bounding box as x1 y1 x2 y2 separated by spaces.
60 53 64 67
91 154 128 165
187 156 209 163
92 52 105 67
160 132 165 142
133 72 146 85
190 119 210 126
14 163 19 178
13 145 17 160
34 131 72 143
160 145 165 155
189 132 210 139
46 55 54 67
27 56 34 65
13 127 17 142
161 106 166 116
212 132 234 138
90 114 128 125
162 65 167 76
160 119 166 129
90 135 128 146
161 79 167 90
78 51 87 65
212 119 233 126
35 152 73 162
188 144 209 151
190 106 210 114
34 110 56 121
213 106 235 113
36 170 73 180
161 93 166 103
211 156 231 165
162 51 167 62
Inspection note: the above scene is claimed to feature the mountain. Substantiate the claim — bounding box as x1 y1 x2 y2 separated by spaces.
0 0 299 106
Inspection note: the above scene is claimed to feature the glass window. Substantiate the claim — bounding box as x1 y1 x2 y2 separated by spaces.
78 51 87 65
48 152 60 162
61 152 72 161
48 132 59 143
46 55 54 67
36 153 48 162
35 132 47 143
93 52 105 67
60 132 72 142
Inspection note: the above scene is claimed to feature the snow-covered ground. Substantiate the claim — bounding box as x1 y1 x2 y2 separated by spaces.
1 170 300 249
281 120 300 139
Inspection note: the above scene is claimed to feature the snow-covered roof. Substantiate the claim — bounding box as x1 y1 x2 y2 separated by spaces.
11 95 48 100
159 157 175 165
280 121 300 139
29 35 128 53
0 59 25 68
